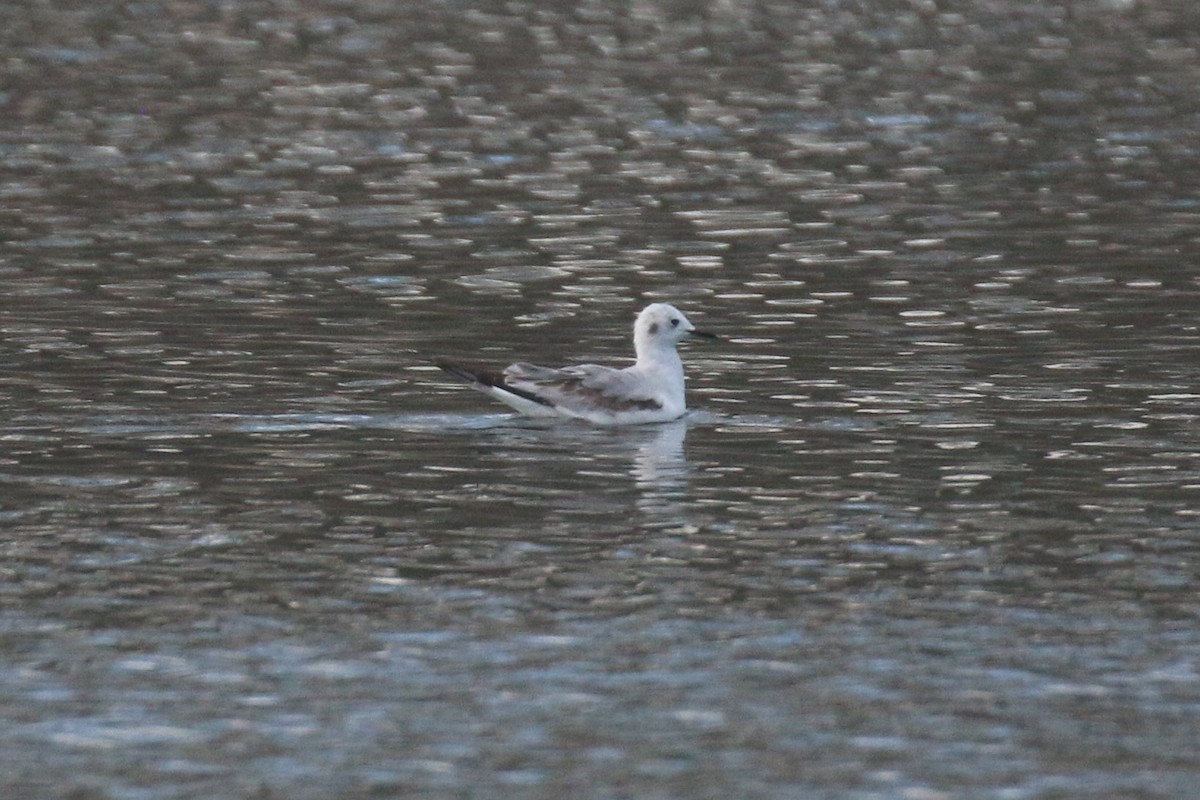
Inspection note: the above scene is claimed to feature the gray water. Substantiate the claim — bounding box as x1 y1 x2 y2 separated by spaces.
3 1 1200 798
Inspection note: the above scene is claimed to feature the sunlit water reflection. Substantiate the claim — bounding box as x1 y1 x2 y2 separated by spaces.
3 0 1200 797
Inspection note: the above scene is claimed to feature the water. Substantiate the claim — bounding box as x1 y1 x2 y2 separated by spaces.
3 1 1200 797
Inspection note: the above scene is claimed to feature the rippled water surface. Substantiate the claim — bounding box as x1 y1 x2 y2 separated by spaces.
3 1 1200 797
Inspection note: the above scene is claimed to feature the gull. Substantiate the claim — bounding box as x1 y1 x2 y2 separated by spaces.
434 303 716 425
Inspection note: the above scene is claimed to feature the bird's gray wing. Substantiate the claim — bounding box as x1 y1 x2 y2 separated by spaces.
503 363 663 412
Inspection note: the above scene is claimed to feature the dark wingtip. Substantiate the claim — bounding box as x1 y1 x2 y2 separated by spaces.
433 360 495 386
433 360 555 407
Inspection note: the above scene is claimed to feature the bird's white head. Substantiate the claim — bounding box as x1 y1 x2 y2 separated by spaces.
633 303 715 361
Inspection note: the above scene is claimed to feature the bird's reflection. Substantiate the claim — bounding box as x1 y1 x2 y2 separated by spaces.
628 419 692 527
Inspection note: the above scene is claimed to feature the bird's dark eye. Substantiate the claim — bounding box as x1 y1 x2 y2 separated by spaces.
670 318 680 327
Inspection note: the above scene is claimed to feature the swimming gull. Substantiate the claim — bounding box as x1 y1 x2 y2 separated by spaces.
434 303 716 425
